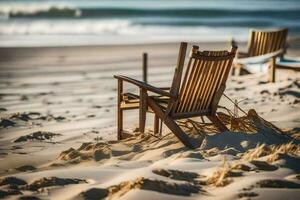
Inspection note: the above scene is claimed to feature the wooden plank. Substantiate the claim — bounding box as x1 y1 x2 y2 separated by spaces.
200 59 220 110
203 60 224 109
198 60 214 109
154 114 160 135
117 79 123 140
185 58 204 112
172 109 211 119
139 88 147 133
178 46 200 112
120 102 139 110
248 30 255 56
261 32 267 55
194 60 213 110
268 57 276 83
167 42 188 114
210 83 226 114
189 59 206 111
143 53 148 83
176 56 198 113
191 53 235 61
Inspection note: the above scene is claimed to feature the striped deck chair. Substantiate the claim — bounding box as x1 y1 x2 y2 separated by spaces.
114 42 237 148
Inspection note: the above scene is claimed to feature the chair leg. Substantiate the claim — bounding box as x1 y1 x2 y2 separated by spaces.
139 88 147 133
207 115 229 132
147 98 195 148
154 114 159 135
117 79 123 140
117 108 123 140
268 57 276 83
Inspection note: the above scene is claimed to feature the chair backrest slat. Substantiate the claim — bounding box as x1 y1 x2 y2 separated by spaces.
169 44 237 117
201 59 227 110
248 28 288 57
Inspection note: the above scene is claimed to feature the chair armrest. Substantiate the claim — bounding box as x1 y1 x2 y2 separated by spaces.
235 49 285 65
114 75 176 99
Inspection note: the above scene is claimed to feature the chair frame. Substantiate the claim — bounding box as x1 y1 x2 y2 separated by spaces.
115 42 237 148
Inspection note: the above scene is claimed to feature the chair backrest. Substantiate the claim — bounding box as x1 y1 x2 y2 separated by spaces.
167 43 237 119
248 28 288 57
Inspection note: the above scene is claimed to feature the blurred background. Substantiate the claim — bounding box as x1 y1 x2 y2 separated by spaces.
0 0 300 47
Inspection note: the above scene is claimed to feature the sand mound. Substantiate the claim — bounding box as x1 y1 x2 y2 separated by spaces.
14 131 62 143
58 142 111 162
26 177 86 191
79 177 201 199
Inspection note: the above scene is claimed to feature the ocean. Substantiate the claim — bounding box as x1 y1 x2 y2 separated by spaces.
0 0 299 47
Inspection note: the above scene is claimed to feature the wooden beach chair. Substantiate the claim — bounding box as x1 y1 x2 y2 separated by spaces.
233 28 288 82
114 42 237 148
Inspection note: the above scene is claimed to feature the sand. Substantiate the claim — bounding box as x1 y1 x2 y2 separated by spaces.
0 41 300 200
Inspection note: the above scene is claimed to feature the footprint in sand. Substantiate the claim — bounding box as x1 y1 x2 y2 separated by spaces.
0 176 86 199
78 177 202 199
15 165 37 172
152 168 204 183
25 177 87 191
255 179 300 189
238 192 258 199
0 119 16 128
14 131 62 143
250 160 278 171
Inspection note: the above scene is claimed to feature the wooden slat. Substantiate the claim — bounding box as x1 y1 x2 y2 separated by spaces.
180 59 197 112
261 32 267 55
185 59 205 112
139 88 147 133
198 60 215 110
166 42 188 114
202 60 223 109
248 29 255 56
191 58 208 110
189 59 207 111
191 53 235 61
172 109 211 119
176 57 198 113
117 79 123 140
200 58 222 109
120 102 139 110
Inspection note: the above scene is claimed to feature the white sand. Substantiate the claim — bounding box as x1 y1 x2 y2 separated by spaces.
0 42 300 200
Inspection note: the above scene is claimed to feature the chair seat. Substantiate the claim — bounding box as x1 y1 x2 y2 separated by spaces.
121 92 169 111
